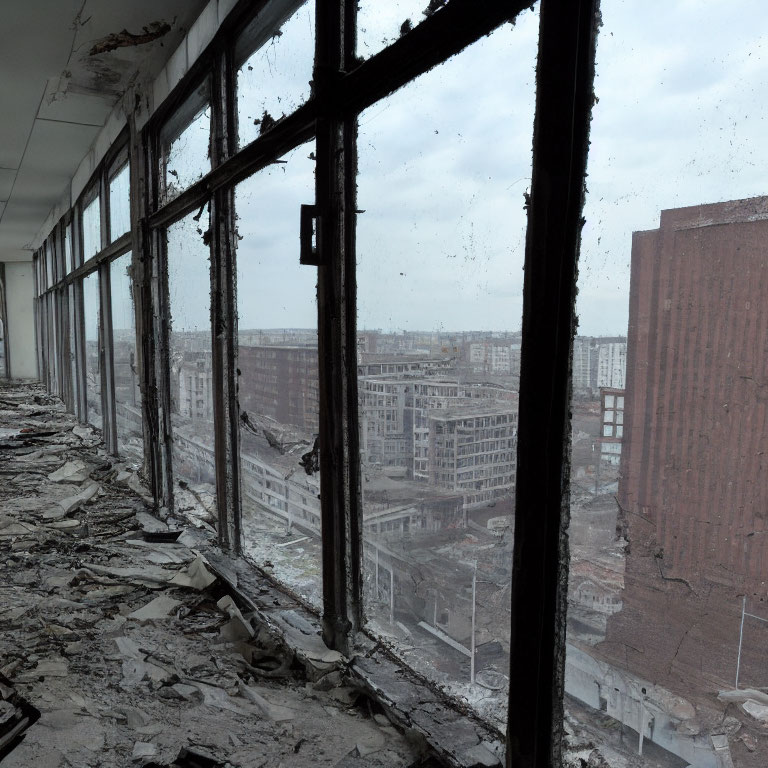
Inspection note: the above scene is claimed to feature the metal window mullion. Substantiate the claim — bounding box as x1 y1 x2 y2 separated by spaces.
209 188 238 551
98 170 117 453
315 0 362 654
56 286 68 405
506 1 600 766
55 230 66 399
129 112 159 497
150 108 177 510
46 291 54 392
210 43 240 552
41 291 48 387
100 261 118 454
32 257 40 381
73 207 88 422
154 223 175 513
0 264 10 379
57 225 73 410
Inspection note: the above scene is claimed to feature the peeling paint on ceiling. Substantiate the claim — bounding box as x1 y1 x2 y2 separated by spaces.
0 0 208 263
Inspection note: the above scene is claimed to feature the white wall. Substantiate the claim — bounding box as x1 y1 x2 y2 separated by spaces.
4 262 37 379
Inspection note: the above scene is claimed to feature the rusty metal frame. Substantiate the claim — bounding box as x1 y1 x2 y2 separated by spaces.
506 1 599 766
314 0 361 651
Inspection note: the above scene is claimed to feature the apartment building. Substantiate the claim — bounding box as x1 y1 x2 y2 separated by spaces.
428 404 518 508
596 341 626 389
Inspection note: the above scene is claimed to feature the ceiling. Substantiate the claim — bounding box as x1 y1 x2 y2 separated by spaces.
0 0 209 262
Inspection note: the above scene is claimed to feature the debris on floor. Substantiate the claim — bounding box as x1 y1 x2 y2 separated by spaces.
0 381 430 768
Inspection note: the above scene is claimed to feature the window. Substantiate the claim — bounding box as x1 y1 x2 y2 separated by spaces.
82 194 101 262
82 271 101 429
109 163 130 242
235 0 315 149
110 253 142 460
32 0 604 760
235 141 321 606
356 11 536 726
159 82 211 202
166 209 214 488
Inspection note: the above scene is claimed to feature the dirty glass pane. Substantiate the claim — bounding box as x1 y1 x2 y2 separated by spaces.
46 292 59 395
166 209 215 515
161 84 211 203
44 242 54 288
68 283 79 416
236 0 315 149
110 252 142 462
357 0 445 60
82 271 101 429
82 196 101 262
565 3 768 765
356 12 537 730
109 163 130 242
37 292 48 384
235 140 320 607
65 223 73 275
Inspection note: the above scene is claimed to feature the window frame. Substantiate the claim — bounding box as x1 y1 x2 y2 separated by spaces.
31 0 601 763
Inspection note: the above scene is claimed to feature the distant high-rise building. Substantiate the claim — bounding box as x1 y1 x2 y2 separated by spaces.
596 342 626 389
572 337 593 393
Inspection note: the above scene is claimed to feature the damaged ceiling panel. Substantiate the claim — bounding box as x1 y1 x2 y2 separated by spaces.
0 0 209 263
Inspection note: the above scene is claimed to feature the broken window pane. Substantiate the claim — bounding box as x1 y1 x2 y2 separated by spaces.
566 3 768 764
109 163 130 242
82 195 101 262
166 208 215 509
357 0 445 60
160 83 211 203
82 271 101 429
356 12 537 729
235 140 320 608
235 0 315 149
110 252 142 461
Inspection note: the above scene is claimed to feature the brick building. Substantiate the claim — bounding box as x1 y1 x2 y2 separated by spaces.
600 197 768 714
238 345 319 434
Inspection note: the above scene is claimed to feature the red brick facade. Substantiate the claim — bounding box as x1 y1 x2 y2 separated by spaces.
599 198 768 726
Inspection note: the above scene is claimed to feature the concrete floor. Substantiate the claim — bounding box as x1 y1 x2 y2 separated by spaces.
0 381 428 768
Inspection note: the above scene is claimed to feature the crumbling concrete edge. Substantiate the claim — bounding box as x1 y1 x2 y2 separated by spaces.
197 545 504 767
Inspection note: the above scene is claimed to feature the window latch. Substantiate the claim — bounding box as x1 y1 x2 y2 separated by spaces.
300 204 322 266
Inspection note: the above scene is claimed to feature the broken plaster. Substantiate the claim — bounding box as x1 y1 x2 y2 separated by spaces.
89 21 173 57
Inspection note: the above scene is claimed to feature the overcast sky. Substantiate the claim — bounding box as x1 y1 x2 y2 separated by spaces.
170 0 768 338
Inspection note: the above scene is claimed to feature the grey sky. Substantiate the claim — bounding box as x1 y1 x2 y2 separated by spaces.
579 0 768 336
169 0 768 338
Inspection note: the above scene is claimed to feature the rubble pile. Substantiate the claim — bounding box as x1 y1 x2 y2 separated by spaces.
0 381 426 768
